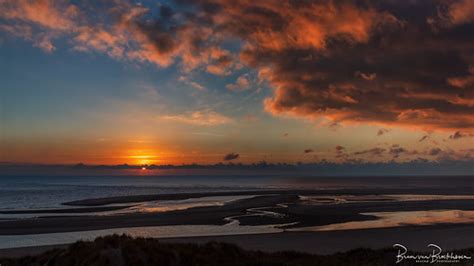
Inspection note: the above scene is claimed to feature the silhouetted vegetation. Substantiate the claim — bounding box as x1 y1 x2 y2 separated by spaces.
1 235 474 266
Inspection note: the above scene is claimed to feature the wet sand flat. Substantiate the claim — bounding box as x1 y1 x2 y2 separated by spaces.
2 189 474 259
160 224 474 254
3 190 474 235
2 224 474 257
62 187 474 206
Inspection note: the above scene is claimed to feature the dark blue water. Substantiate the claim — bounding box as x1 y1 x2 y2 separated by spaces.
0 175 276 210
1 175 473 210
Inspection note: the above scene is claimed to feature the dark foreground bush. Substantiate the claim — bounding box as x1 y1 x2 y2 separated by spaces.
1 234 473 266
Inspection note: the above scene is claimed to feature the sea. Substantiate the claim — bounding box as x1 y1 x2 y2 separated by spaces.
1 175 474 249
1 174 474 210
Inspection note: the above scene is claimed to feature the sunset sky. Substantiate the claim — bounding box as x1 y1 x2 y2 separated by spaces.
1 0 474 165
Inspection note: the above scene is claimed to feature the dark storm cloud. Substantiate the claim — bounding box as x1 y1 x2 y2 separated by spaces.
182 0 474 131
388 144 419 159
389 145 407 158
335 145 345 152
335 145 348 159
377 128 390 136
449 131 470 139
353 147 386 156
223 153 239 161
429 148 443 156
419 135 430 142
2 0 474 131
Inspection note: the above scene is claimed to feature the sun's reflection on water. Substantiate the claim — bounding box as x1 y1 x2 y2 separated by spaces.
291 210 474 232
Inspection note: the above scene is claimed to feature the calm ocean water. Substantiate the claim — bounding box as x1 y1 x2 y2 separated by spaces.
1 175 474 249
1 175 473 210
0 175 278 210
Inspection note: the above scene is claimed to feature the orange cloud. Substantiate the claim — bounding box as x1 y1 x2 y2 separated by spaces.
237 1 474 132
0 0 78 51
207 0 385 53
0 1 235 71
160 110 234 126
200 47 234 75
226 74 250 91
73 27 126 58
447 0 474 25
0 0 78 30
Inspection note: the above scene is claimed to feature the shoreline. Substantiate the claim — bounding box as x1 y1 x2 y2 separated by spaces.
3 189 474 259
62 187 474 206
3 190 474 235
2 224 474 257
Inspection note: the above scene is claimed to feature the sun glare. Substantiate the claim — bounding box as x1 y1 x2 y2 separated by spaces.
126 153 158 165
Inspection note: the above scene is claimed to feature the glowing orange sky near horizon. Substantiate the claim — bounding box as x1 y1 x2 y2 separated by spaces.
1 125 473 165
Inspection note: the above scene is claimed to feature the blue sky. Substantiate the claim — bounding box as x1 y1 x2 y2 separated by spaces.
1 0 473 166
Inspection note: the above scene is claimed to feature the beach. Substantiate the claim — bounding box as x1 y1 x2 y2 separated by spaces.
2 188 474 255
3 189 474 236
2 176 474 264
2 225 474 262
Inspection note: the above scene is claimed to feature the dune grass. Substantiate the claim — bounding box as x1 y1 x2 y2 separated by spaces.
1 234 473 266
